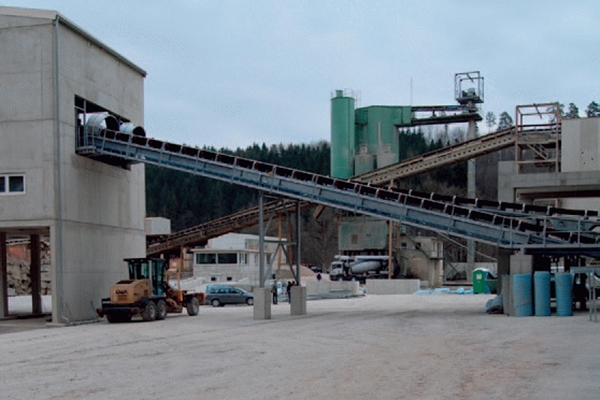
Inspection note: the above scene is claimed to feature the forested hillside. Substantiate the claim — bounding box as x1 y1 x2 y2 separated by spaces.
146 141 331 231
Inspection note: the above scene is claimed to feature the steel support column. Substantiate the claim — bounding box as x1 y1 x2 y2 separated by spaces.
259 191 265 288
295 201 301 286
466 119 476 281
30 234 42 315
0 232 7 318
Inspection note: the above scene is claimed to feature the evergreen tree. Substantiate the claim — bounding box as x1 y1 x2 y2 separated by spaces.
497 112 513 130
585 101 600 117
565 103 580 119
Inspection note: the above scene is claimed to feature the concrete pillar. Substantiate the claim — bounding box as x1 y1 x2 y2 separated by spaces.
0 232 7 318
510 253 533 275
290 285 306 316
253 287 271 320
497 249 512 295
30 234 42 315
501 274 512 316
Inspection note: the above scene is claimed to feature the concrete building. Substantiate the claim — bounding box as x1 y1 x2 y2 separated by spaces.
498 117 600 208
191 233 282 284
0 7 147 323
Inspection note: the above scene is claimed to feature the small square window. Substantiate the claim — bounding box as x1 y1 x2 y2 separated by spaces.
0 175 25 195
9 176 24 193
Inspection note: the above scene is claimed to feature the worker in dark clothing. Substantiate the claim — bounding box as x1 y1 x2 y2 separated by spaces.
286 281 293 302
573 273 588 311
271 281 278 304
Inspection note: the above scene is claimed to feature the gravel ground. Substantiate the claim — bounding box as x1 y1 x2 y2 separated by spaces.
1 294 599 399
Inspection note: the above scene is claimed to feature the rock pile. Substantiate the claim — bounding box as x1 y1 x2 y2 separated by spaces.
7 242 52 296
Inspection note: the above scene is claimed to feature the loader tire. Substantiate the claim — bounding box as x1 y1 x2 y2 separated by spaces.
156 300 168 320
187 297 200 316
142 300 157 321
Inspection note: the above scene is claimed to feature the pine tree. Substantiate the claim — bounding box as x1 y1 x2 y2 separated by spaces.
565 103 580 119
497 112 513 130
585 101 600 117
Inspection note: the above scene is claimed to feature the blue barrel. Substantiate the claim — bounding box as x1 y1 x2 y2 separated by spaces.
534 271 551 316
513 274 533 317
555 273 573 317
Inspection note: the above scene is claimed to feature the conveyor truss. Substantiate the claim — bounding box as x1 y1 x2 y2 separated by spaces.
76 127 600 258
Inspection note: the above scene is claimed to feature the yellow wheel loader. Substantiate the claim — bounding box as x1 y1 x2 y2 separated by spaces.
96 258 204 323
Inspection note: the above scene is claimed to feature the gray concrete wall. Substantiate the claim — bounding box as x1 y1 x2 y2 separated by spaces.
498 118 600 209
306 280 362 297
0 9 146 323
562 118 600 173
498 160 600 209
366 279 420 295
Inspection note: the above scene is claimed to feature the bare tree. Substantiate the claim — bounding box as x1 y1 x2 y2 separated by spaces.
485 111 496 132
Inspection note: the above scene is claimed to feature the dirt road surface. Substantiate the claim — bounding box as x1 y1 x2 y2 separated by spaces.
1 294 599 399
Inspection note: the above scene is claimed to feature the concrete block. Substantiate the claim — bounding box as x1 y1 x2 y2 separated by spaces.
510 254 533 275
253 287 271 320
366 279 420 295
501 274 512 316
290 285 306 315
306 280 361 297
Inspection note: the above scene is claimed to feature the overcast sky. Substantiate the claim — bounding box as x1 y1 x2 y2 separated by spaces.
9 1 600 149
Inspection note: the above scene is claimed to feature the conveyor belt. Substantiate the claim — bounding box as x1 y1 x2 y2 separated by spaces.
76 129 600 255
355 127 517 184
146 200 310 257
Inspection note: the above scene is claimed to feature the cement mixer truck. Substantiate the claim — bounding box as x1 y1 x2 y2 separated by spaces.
328 255 397 283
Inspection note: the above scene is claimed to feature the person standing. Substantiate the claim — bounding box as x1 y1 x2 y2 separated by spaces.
286 281 293 302
271 281 278 304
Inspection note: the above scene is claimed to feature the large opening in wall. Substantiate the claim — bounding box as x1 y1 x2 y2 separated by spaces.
74 95 145 168
1 229 52 324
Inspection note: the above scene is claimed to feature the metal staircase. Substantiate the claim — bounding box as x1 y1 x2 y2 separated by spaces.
77 128 600 257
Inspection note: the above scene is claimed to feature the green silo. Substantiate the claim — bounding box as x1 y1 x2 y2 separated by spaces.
330 90 355 178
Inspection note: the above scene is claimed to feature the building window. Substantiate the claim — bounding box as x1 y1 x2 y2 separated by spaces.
210 277 217 282
239 253 247 265
218 253 237 264
226 277 232 281
0 174 25 195
196 253 216 264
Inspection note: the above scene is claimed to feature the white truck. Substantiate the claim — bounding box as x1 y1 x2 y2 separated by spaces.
328 255 397 283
